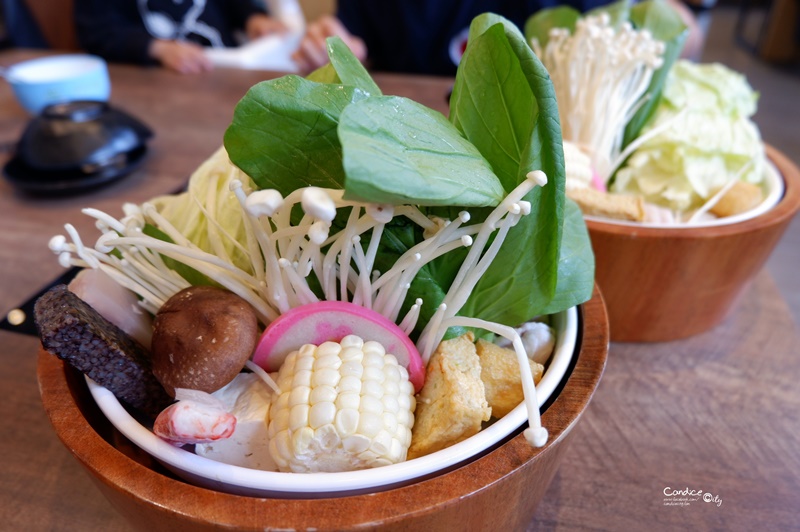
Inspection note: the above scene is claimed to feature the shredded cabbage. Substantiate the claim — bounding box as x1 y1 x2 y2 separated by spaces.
612 60 765 212
149 147 257 274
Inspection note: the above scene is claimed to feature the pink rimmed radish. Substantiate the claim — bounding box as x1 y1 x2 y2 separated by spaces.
252 301 425 391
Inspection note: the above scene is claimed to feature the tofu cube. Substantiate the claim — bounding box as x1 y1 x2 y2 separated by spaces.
476 338 544 419
408 333 490 459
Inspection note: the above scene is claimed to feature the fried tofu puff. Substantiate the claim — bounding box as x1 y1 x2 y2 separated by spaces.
407 333 490 459
567 186 646 222
710 181 764 218
475 339 544 419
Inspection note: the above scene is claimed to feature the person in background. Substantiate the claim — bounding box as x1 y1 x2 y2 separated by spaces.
292 0 703 75
1 0 48 48
75 0 286 74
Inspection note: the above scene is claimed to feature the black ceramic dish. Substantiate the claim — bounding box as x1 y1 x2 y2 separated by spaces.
4 146 148 194
3 101 152 194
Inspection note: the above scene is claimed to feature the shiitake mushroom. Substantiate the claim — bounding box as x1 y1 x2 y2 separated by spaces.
151 286 259 396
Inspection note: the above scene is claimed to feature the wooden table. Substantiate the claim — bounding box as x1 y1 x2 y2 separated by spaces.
1 50 798 531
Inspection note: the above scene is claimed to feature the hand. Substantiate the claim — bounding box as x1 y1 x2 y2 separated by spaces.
246 14 288 40
292 16 367 74
149 39 213 74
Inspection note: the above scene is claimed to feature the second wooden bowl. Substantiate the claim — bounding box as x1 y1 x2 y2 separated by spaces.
37 288 608 531
586 145 800 342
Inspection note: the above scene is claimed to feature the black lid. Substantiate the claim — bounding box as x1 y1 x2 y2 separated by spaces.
16 100 152 174
3 101 153 195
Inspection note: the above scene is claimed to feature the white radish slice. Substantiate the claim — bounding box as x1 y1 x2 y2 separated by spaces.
69 268 153 349
252 301 425 391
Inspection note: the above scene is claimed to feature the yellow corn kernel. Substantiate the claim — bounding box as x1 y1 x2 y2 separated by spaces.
266 335 416 473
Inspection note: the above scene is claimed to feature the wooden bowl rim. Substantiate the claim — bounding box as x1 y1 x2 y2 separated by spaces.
37 287 608 529
585 144 800 239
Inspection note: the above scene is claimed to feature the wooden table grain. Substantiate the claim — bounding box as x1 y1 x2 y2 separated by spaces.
1 50 798 531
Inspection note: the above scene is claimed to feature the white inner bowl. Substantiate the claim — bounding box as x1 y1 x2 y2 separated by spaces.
86 306 579 498
7 55 106 84
584 158 784 229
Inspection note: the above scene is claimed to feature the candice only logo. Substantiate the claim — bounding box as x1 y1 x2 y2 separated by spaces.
662 487 723 507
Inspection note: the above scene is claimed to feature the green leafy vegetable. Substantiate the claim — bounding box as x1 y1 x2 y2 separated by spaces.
224 36 380 201
452 19 541 192
222 15 594 334
370 221 456 339
524 6 581 49
223 75 369 194
448 14 591 325
306 63 341 84
536 199 595 315
339 96 505 207
326 36 382 97
588 0 631 28
622 0 688 146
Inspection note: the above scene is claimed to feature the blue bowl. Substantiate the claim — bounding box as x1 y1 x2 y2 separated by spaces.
5 54 111 114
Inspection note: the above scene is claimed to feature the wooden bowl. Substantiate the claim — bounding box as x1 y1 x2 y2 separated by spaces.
586 145 800 342
37 287 608 531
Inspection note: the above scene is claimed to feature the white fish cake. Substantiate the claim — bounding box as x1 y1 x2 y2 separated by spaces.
195 373 277 471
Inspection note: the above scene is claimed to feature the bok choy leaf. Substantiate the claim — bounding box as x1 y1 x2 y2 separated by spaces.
448 13 593 325
339 96 505 207
223 75 369 194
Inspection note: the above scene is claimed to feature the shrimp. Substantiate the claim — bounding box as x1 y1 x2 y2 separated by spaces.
153 388 236 446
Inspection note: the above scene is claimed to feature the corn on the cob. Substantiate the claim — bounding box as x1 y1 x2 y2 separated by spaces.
267 335 416 473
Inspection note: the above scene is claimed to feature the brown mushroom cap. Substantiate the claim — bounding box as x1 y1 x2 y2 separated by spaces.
151 286 259 396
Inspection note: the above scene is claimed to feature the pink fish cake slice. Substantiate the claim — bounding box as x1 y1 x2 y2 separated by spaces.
252 301 425 391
